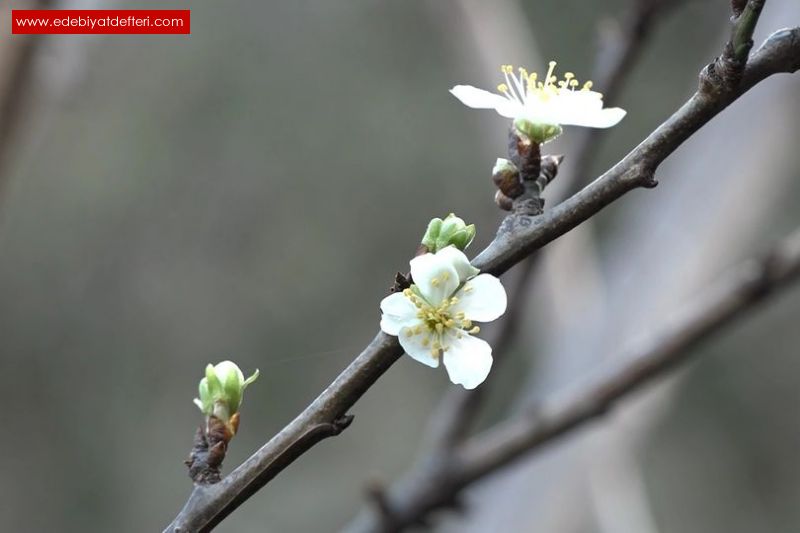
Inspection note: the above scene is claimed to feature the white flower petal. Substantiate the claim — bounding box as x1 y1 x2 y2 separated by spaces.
410 253 459 306
545 92 624 128
450 85 521 118
379 292 420 335
399 327 440 368
557 89 605 109
443 333 493 389
562 107 626 128
450 85 507 109
452 274 507 322
435 246 479 283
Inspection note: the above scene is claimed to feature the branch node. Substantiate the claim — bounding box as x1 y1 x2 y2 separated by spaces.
641 175 659 189
502 130 565 217
702 0 766 95
331 413 355 434
512 196 545 217
184 417 233 485
622 163 657 189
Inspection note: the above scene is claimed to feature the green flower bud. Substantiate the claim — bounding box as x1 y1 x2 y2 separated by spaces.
195 377 212 414
193 360 259 426
420 213 476 253
513 118 563 144
420 217 443 251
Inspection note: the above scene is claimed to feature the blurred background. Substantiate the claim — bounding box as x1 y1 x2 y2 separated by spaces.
0 0 799 532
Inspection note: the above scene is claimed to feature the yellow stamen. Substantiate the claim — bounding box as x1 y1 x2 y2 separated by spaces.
545 61 557 87
401 281 490 352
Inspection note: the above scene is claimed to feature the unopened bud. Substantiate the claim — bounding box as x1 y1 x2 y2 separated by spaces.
492 158 523 198
194 360 259 435
421 213 476 252
494 190 513 211
538 154 565 191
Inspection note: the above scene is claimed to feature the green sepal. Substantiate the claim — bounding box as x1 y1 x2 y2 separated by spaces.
513 118 562 144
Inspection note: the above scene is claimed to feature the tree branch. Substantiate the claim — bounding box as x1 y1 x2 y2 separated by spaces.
164 23 800 533
559 0 688 197
347 224 800 532
462 226 800 480
476 25 799 276
351 2 684 526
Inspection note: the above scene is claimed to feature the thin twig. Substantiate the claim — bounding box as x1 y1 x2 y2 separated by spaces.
558 0 687 198
164 20 800 532
349 225 800 531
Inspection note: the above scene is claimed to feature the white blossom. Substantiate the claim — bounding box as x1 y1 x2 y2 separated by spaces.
380 247 507 389
450 61 625 140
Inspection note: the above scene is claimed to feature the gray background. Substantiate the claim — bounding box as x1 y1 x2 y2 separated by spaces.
1 0 799 531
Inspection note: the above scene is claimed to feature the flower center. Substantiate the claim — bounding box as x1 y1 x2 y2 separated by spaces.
402 287 480 358
496 61 595 107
